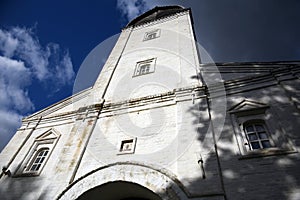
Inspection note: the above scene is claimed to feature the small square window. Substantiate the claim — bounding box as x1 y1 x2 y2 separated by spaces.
133 58 156 77
118 138 137 155
120 140 134 152
144 29 160 41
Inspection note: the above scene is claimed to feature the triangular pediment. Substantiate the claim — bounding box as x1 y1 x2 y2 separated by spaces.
229 99 269 113
35 128 60 141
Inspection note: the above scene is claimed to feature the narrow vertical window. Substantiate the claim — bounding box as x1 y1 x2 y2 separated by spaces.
28 148 49 172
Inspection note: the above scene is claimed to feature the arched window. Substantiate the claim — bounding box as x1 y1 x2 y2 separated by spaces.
27 148 50 172
244 121 272 150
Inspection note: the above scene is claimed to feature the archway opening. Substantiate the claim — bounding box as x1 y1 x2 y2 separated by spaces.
76 181 162 200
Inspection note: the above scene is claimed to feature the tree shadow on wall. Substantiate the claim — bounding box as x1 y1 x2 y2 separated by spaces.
156 71 300 200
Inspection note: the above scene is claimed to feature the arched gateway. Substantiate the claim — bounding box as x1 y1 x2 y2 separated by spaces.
57 163 187 200
76 181 162 200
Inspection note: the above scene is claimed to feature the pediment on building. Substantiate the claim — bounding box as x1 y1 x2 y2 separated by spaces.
24 87 93 120
228 99 269 113
35 128 60 141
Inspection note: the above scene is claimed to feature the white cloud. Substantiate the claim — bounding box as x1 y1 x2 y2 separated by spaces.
117 0 150 22
9 27 49 80
0 27 75 83
0 26 75 151
0 30 19 57
0 56 33 112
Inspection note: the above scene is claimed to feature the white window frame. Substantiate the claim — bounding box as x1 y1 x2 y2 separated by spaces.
16 128 60 176
229 99 295 158
27 148 50 172
133 58 156 77
242 119 274 151
143 29 160 41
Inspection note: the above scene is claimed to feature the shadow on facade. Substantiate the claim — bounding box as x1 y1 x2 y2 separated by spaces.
0 176 48 200
162 77 300 199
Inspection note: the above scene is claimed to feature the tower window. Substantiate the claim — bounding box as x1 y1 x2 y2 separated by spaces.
244 122 272 150
133 58 156 77
138 63 150 75
144 29 160 41
120 139 134 152
118 138 137 155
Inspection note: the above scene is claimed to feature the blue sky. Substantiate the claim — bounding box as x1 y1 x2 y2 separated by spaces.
1 0 300 151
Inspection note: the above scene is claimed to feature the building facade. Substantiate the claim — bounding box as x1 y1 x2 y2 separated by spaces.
0 6 299 200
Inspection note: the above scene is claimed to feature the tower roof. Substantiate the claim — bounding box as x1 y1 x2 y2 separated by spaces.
126 5 187 27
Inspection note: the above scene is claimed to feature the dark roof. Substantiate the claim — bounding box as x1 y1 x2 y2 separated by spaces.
126 5 187 27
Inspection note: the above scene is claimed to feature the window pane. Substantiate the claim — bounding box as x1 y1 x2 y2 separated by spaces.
30 164 38 171
148 33 156 39
258 132 268 139
248 133 258 141
29 148 49 172
36 164 41 171
251 142 260 149
139 64 150 75
262 140 271 148
255 124 265 132
245 125 254 133
145 65 150 73
36 157 41 163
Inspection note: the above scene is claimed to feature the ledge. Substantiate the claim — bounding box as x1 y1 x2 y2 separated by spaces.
238 148 298 160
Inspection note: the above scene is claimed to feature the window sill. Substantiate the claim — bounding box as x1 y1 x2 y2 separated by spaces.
238 148 298 160
13 173 40 178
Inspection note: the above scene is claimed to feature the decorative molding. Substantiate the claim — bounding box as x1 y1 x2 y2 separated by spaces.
35 128 61 141
228 99 269 114
123 9 190 31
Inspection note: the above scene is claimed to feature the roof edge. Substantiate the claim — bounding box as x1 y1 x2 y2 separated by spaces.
125 5 187 28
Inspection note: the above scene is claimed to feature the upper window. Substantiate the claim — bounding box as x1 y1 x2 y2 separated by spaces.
133 58 156 77
244 121 272 150
144 29 160 41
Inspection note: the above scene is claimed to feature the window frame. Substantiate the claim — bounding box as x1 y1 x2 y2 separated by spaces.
133 58 156 77
229 99 296 158
143 29 160 41
16 129 60 176
242 120 274 151
117 137 137 155
26 147 50 172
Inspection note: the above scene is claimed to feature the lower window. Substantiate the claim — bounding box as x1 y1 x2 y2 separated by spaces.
26 148 50 172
